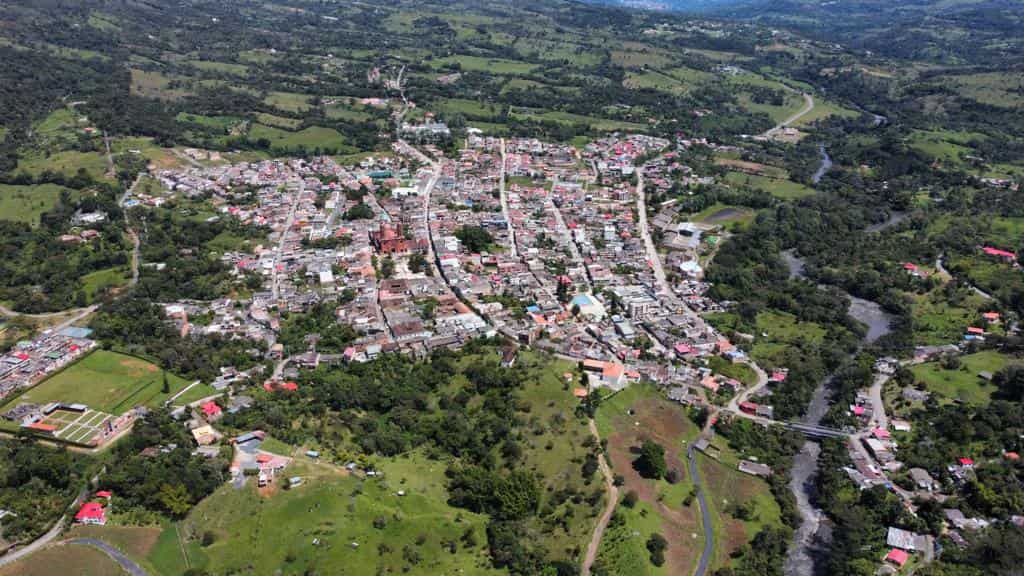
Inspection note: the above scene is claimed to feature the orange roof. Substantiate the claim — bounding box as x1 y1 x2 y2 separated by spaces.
582 359 605 370
602 362 624 379
573 388 589 398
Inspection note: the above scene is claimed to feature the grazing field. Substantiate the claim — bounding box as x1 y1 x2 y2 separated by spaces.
177 462 502 576
129 69 191 100
709 310 829 367
264 91 314 112
724 172 815 200
81 267 130 300
0 183 73 225
0 542 125 576
910 350 1013 405
431 55 538 75
696 442 782 572
595 383 702 576
8 350 191 415
16 150 110 181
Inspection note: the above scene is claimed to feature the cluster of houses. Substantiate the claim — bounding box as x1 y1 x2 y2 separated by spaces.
0 327 95 401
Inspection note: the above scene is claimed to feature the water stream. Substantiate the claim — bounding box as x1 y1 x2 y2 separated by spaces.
781 250 893 576
811 144 833 185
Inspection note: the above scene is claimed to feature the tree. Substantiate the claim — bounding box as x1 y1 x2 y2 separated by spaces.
158 483 193 518
646 533 667 566
161 370 170 394
634 440 667 479
455 225 493 253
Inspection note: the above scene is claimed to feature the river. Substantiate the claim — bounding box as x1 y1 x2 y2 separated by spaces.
781 250 894 576
811 144 832 185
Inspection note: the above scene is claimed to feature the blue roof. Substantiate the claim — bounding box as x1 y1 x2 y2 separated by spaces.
58 326 93 339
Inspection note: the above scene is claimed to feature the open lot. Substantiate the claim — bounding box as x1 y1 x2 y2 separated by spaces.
8 350 190 415
0 542 125 576
910 350 1013 405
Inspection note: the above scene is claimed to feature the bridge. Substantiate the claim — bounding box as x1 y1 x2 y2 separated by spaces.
783 421 849 439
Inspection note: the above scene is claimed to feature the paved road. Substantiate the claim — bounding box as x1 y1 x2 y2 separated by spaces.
581 420 619 576
66 538 148 576
867 373 890 430
687 444 713 576
763 93 815 138
936 254 993 300
271 186 302 301
634 167 670 296
497 138 517 258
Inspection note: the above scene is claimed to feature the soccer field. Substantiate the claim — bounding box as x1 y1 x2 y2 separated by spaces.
9 350 191 415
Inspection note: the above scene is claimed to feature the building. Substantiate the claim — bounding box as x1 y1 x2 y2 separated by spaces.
74 502 107 526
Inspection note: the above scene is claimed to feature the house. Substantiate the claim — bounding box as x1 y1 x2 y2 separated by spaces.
886 527 929 552
75 502 106 525
737 460 771 478
200 401 222 421
885 548 909 568
909 467 936 491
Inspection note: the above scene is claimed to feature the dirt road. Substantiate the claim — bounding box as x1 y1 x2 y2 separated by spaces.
581 419 619 576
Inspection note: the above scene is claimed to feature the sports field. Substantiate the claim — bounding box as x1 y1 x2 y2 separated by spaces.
10 350 191 415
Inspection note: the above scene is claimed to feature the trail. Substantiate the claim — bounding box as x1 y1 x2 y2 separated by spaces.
581 419 618 576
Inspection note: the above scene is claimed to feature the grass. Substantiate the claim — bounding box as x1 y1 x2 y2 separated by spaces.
789 99 858 127
177 462 502 576
909 288 989 346
708 357 757 387
7 350 191 415
81 267 130 300
130 69 191 100
0 542 125 576
0 183 73 225
175 113 241 131
689 203 756 228
265 91 315 113
708 310 829 368
724 172 814 200
16 150 110 181
696 444 781 572
594 382 704 575
910 350 1013 405
431 55 538 75
511 108 644 132
186 60 250 76
248 124 350 153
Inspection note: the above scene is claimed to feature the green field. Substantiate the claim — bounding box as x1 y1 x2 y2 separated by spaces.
431 54 538 75
0 541 125 576
175 462 502 576
265 91 314 112
690 203 756 228
724 172 815 200
910 350 1013 405
9 350 191 415
0 183 73 225
81 267 130 300
16 150 110 181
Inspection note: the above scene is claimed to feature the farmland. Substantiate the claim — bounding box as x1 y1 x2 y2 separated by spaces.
6 350 191 415
0 184 73 225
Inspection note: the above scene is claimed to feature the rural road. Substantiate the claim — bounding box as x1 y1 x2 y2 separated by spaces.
0 484 92 569
66 538 149 576
936 254 993 300
581 419 619 576
763 93 815 138
687 444 713 576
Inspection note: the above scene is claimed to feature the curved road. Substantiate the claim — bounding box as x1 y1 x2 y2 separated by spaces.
687 444 713 576
763 93 815 139
581 420 619 576
66 538 148 576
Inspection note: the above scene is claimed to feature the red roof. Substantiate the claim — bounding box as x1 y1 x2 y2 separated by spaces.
983 246 1016 259
256 453 273 463
903 262 918 271
983 312 1001 321
958 457 974 466
75 502 105 522
27 422 58 432
281 381 298 391
770 372 787 382
967 327 985 335
885 549 909 566
200 401 222 417
95 490 112 498
1005 452 1020 460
